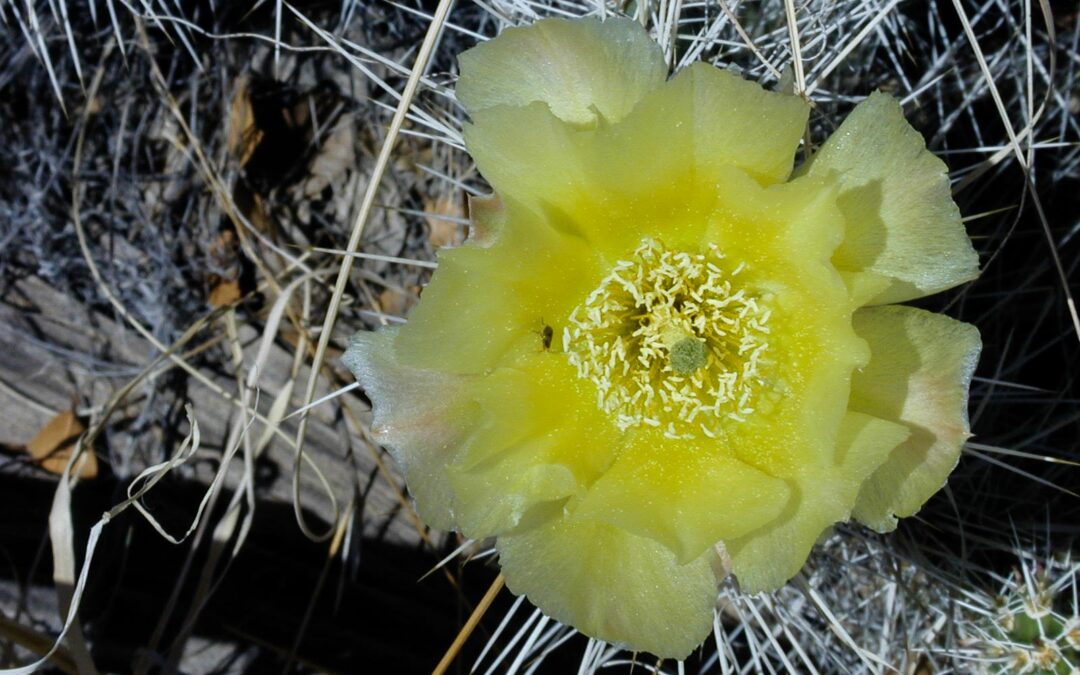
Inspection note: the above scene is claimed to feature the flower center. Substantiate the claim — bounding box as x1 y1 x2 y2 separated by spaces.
563 238 773 439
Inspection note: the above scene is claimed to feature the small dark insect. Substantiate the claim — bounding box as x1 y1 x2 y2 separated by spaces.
538 321 554 351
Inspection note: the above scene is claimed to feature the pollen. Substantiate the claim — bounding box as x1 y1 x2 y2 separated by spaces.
564 238 774 439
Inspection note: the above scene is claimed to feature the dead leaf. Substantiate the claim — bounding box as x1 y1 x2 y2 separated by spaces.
248 192 274 234
378 288 410 317
304 118 355 197
208 280 242 308
425 195 465 248
205 230 246 307
26 411 96 479
228 77 264 167
232 184 277 239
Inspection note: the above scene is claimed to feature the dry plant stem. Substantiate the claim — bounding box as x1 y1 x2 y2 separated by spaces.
782 0 806 95
159 325 313 674
133 20 310 297
715 0 782 80
292 0 457 542
70 36 334 459
0 407 203 674
135 23 326 379
134 17 323 371
69 43 335 672
142 311 257 674
0 615 77 674
47 473 98 675
283 498 357 674
71 85 294 448
803 0 904 96
157 279 328 669
50 44 118 675
432 573 506 675
949 0 1079 342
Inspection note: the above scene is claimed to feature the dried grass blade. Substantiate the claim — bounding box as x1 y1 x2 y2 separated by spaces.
290 0 456 542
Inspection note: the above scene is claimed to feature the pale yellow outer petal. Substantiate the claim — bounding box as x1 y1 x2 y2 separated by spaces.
463 103 591 234
341 329 475 531
344 332 621 540
667 63 809 186
496 517 719 659
456 16 667 126
727 411 910 592
850 305 981 532
573 429 790 563
802 92 980 304
586 63 809 197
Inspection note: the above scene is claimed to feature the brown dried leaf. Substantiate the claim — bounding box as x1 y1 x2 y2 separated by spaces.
26 411 96 479
208 280 242 308
425 195 465 248
304 119 355 197
378 288 411 317
205 229 245 307
248 192 274 234
228 77 264 167
233 184 276 238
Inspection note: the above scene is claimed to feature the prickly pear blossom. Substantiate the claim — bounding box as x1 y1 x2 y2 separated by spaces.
343 16 981 658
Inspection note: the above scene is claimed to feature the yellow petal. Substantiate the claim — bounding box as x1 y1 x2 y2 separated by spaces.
727 411 909 592
497 517 719 659
838 269 893 308
707 167 846 290
801 92 979 304
341 329 477 531
393 199 601 373
666 63 809 186
448 443 577 538
456 16 667 126
705 169 870 477
574 429 789 563
464 103 709 262
587 63 808 198
447 354 621 538
463 102 590 231
849 305 981 532
464 65 809 260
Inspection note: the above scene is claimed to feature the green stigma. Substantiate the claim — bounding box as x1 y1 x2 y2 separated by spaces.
670 337 707 374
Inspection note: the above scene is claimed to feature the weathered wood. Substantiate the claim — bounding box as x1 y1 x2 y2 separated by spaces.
0 276 423 547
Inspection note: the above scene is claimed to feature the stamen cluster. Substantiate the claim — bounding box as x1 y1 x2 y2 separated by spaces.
564 238 773 439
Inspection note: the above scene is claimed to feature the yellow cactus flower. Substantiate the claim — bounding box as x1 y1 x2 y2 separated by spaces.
343 16 982 658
